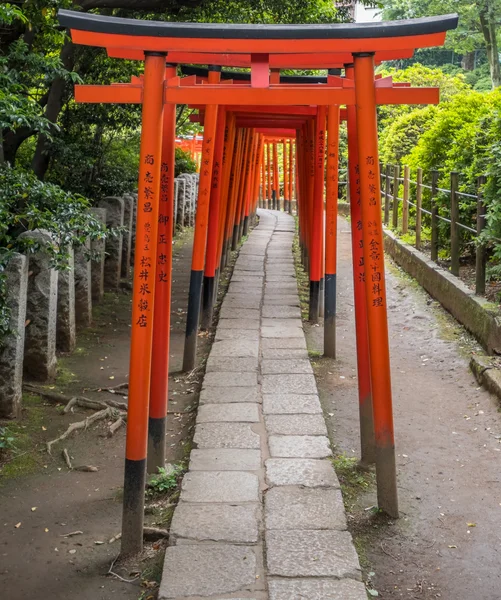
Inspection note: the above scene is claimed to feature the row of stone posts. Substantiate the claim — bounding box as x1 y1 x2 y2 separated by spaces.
0 172 198 419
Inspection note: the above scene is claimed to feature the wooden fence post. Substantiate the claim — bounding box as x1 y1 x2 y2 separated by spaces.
476 175 487 295
450 171 460 276
384 164 391 225
392 164 400 229
402 165 410 234
430 169 439 263
415 167 423 249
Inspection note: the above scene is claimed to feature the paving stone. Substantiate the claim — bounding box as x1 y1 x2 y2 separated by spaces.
199 387 261 404
265 282 297 290
194 423 261 449
265 275 296 282
261 348 308 360
215 329 260 341
233 263 265 272
262 393 321 414
171 503 259 543
227 284 263 295
262 374 317 395
190 449 262 471
159 545 256 599
261 325 304 339
203 372 257 388
197 403 259 423
266 529 361 579
269 435 332 458
219 318 260 330
210 339 259 358
261 359 313 375
265 458 339 488
206 357 258 373
265 414 327 436
224 296 262 309
265 486 346 530
262 305 301 319
262 318 302 329
219 308 260 320
181 471 260 503
263 295 301 306
268 578 368 600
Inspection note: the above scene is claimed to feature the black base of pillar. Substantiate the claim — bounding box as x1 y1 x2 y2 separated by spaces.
232 224 239 250
309 280 320 322
243 215 249 236
121 457 146 556
182 269 203 372
147 416 166 474
324 273 337 358
201 275 216 330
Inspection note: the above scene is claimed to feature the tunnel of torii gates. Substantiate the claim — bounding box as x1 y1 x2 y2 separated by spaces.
58 9 458 555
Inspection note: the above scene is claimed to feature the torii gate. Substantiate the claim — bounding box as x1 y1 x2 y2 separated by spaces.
58 9 458 556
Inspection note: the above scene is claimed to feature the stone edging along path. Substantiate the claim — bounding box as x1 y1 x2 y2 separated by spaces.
158 210 366 600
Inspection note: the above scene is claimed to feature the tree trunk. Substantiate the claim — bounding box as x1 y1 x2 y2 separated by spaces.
31 39 75 180
479 1 501 88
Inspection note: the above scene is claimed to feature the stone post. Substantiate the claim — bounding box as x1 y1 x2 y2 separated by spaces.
56 246 76 353
90 208 107 303
0 253 28 418
130 193 138 266
74 238 92 328
121 194 134 278
98 196 124 290
174 179 179 229
19 230 58 382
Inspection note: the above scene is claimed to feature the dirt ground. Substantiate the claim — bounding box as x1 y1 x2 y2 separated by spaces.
0 230 217 600
306 218 501 600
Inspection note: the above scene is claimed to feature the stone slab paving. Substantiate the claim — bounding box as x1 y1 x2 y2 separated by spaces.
159 210 365 600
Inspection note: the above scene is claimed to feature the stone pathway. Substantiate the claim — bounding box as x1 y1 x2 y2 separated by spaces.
159 210 366 600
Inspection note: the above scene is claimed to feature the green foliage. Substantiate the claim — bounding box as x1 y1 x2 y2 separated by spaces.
175 147 197 177
0 425 15 454
146 464 185 498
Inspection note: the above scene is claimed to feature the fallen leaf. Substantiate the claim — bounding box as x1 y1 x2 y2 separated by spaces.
467 522 476 527
31 507 37 512
15 522 21 529
68 549 77 555
448 544 457 549
44 528 49 533
42 426 47 431
109 376 115 380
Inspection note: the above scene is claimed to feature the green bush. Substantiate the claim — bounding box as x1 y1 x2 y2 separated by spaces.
175 147 197 176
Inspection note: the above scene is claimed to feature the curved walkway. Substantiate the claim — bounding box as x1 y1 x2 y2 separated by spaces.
159 210 366 600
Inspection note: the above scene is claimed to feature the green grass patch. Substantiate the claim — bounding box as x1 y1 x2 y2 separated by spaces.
331 453 375 513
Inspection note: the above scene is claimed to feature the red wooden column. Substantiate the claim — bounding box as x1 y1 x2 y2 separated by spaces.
353 53 398 517
243 129 258 235
147 63 177 475
324 102 340 358
217 112 236 271
309 106 326 322
283 139 289 213
201 105 226 329
345 64 376 469
122 52 166 556
272 141 279 210
288 137 294 214
266 142 272 208
182 66 220 372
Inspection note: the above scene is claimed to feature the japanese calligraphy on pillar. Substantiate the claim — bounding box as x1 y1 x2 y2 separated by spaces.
197 134 215 232
156 160 172 286
363 155 384 309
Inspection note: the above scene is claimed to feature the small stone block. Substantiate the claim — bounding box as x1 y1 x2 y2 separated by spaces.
194 423 261 449
219 318 260 330
159 544 257 599
180 471 259 503
210 339 259 358
265 459 339 488
199 387 261 404
261 359 313 375
265 414 327 436
261 348 308 360
263 295 300 306
269 436 332 458
262 318 302 329
206 357 258 373
219 308 261 320
263 394 321 415
203 372 257 388
265 530 361 579
268 578 368 600
265 486 346 530
261 338 306 350
171 503 259 543
262 306 301 319
190 449 262 471
197 403 259 423
216 329 260 341
262 374 317 395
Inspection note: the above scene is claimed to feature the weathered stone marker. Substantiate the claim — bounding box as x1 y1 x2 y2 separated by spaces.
98 196 124 290
121 194 134 278
19 230 58 381
74 238 92 328
90 207 106 303
56 246 76 352
0 253 28 418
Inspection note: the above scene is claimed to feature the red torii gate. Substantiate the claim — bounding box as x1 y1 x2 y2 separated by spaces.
58 8 458 556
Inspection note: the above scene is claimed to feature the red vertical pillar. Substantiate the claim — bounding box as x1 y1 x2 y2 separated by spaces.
122 52 165 556
353 53 398 517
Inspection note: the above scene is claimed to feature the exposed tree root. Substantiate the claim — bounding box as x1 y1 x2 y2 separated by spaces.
62 448 72 469
24 384 127 412
107 417 125 437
